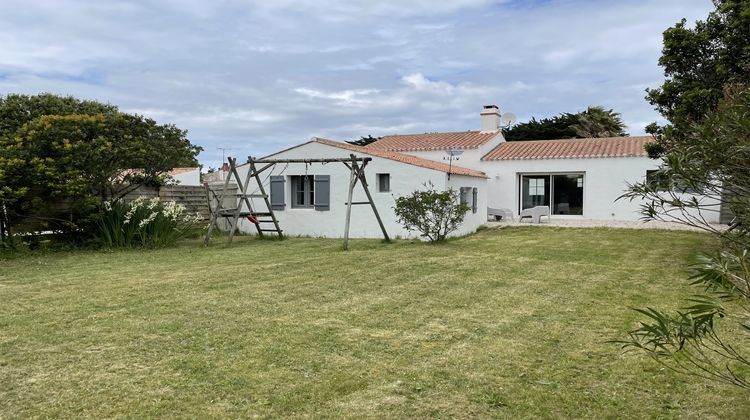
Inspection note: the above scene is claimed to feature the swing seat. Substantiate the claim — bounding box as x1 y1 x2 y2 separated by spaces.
246 214 260 225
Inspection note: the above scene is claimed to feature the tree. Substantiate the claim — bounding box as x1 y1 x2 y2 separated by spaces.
393 183 470 242
503 106 627 140
645 0 750 157
617 87 750 389
502 113 578 141
569 106 627 138
0 94 202 238
616 1 750 390
347 135 381 146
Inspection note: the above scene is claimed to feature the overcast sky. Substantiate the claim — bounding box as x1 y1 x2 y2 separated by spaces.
0 0 714 167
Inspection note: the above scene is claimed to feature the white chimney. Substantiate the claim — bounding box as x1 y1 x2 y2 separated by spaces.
480 104 501 133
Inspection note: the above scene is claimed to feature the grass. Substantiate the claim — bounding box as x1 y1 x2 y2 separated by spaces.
1 227 748 418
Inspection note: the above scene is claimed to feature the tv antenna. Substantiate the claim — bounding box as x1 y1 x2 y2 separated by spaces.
443 148 464 180
217 147 234 164
500 112 517 128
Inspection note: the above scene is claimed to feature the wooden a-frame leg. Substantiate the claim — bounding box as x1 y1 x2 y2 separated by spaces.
342 154 358 250
356 161 390 242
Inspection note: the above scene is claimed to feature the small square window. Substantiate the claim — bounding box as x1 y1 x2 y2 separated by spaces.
377 173 390 192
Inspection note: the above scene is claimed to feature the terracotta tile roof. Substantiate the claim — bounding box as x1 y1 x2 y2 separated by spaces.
366 130 499 152
313 138 487 178
168 167 199 176
258 138 486 178
482 136 653 161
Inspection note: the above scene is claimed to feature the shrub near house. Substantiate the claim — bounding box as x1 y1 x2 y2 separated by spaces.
394 184 470 242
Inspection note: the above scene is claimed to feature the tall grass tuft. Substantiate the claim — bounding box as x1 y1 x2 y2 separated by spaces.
96 197 203 248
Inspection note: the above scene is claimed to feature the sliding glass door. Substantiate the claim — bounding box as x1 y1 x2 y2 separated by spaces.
520 173 584 215
521 175 550 210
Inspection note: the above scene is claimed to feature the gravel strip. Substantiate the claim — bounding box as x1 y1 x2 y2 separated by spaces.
486 218 726 232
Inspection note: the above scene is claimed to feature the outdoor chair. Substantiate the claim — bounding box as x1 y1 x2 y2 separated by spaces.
488 207 514 221
519 206 549 224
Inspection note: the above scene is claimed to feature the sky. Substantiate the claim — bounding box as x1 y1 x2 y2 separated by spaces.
0 0 715 168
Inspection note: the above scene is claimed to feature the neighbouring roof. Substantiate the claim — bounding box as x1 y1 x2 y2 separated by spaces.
168 167 199 176
482 136 653 161
366 130 499 152
263 138 487 178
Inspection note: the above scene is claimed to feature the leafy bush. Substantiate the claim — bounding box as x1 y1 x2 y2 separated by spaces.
393 183 470 242
0 93 202 240
617 84 750 389
96 197 203 248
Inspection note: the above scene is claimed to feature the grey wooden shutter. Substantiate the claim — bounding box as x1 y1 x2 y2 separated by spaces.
472 187 478 214
314 175 330 211
270 176 285 210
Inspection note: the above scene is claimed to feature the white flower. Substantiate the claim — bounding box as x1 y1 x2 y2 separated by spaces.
148 197 160 210
131 196 146 208
138 211 158 228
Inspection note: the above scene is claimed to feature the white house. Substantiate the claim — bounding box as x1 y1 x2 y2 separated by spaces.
233 138 488 239
366 105 721 223
167 167 201 186
228 104 720 238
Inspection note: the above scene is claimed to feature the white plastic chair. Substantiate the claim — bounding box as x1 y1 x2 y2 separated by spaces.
519 206 549 224
488 207 514 221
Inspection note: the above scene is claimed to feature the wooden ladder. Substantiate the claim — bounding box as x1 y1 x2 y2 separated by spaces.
204 157 283 246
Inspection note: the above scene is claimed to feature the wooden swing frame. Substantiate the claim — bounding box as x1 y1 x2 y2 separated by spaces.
204 153 390 250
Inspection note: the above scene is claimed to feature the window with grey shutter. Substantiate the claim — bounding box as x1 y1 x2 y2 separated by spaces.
270 175 285 210
459 187 471 206
291 176 314 208
314 175 330 211
472 187 478 214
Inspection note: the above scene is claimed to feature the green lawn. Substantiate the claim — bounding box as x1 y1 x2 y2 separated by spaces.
1 227 748 418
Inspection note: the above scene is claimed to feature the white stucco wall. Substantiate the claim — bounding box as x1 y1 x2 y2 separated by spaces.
232 142 488 238
446 174 489 236
477 156 721 223
170 168 201 186
403 148 485 168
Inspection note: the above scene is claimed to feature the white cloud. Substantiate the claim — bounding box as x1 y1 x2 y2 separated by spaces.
0 0 716 166
252 0 504 21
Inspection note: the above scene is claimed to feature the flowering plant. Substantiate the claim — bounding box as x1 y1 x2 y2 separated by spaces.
96 197 203 248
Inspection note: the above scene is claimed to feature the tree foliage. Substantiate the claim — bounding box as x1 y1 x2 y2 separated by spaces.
503 106 627 141
623 86 750 236
645 0 750 157
617 0 750 390
393 183 470 242
0 93 202 237
618 86 750 390
569 106 628 138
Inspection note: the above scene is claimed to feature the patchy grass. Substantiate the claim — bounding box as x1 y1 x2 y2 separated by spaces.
0 227 747 418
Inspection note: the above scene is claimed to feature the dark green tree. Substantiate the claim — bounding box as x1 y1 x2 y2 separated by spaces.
569 106 627 138
503 106 627 140
617 87 750 390
616 0 750 389
0 93 202 238
502 113 578 140
645 0 750 157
